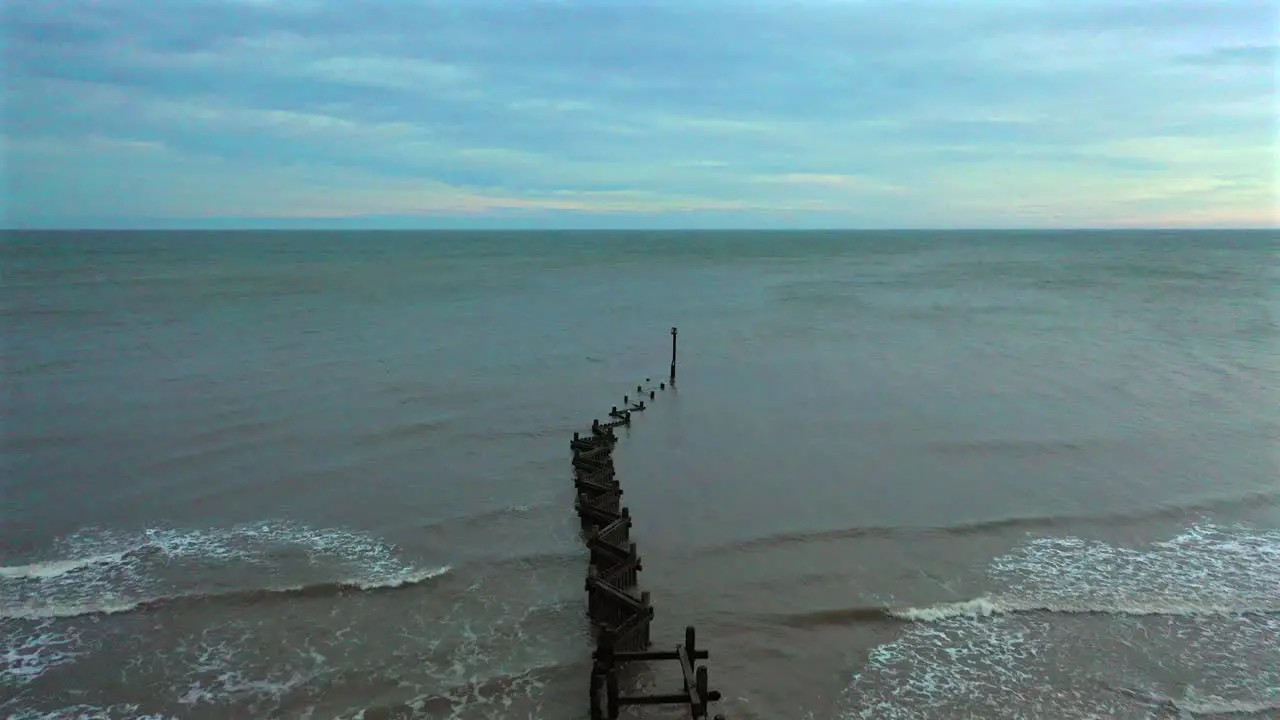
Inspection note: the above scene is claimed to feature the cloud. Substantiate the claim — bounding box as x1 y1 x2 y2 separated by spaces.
1180 43 1280 66
3 0 1276 228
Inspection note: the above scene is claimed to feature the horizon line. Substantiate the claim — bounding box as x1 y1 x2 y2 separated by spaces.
5 226 1277 233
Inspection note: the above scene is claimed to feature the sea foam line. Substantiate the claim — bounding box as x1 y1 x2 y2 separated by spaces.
889 595 1280 622
1 565 452 620
0 552 136 581
1107 685 1280 718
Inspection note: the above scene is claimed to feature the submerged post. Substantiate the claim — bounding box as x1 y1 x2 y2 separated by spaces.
670 327 678 384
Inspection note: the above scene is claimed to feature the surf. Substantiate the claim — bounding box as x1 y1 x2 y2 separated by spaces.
1 565 452 620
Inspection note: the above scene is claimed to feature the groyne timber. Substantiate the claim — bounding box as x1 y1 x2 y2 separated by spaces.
570 328 726 720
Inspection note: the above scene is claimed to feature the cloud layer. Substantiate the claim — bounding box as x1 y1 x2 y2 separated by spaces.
4 0 1277 228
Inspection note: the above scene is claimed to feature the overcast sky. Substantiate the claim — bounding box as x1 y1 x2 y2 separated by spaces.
4 0 1277 229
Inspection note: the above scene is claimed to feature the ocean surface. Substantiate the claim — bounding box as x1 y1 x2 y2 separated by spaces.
2 229 1278 720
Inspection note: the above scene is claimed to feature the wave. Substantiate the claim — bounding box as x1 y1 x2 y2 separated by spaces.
700 488 1280 555
0 551 141 581
769 593 1280 629
703 516 1066 555
1170 698 1280 717
770 605 894 628
3 565 451 620
2 520 440 592
925 438 1091 456
3 704 178 720
889 595 1280 622
434 499 559 530
839 523 1280 718
485 547 587 572
336 659 578 720
359 417 453 445
1107 686 1280 718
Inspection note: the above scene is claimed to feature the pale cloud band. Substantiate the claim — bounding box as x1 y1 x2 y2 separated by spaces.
4 0 1276 228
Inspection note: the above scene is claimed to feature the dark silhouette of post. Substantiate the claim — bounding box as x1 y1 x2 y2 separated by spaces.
670 327 678 384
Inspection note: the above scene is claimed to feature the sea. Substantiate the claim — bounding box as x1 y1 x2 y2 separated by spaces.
2 229 1277 720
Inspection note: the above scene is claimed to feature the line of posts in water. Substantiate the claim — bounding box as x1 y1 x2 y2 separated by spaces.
568 329 726 719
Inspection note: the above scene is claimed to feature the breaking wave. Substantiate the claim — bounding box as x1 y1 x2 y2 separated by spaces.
0 552 140 582
0 522 451 621
890 595 1280 622
1106 685 1280 718
840 523 1280 719
3 565 452 620
703 488 1280 555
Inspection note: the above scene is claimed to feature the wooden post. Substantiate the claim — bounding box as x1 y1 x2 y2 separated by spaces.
695 666 710 718
590 669 604 720
684 626 697 690
606 667 620 719
586 565 597 620
625 542 638 586
670 326 678 384
641 591 652 648
597 628 615 668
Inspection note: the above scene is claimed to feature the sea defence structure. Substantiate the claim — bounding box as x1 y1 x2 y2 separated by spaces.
568 329 727 720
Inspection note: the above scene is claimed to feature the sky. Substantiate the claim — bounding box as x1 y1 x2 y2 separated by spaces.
3 0 1277 229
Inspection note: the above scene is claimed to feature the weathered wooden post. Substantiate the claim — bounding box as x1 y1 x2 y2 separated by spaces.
695 666 710 718
670 327 678 384
641 591 652 648
684 626 697 691
587 565 599 620
596 629 615 720
590 670 604 720
626 542 638 586
606 665 621 719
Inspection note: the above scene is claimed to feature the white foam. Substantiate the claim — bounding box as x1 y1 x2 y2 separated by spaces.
2 564 454 620
889 522 1280 622
4 599 152 621
890 597 1004 622
165 622 329 711
1174 696 1280 716
892 596 1280 622
842 523 1280 719
0 553 131 581
989 525 1280 616
1 522 451 620
1 619 86 686
352 565 452 590
3 704 178 720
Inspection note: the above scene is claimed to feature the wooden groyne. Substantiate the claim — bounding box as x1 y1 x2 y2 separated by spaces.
569 329 727 720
